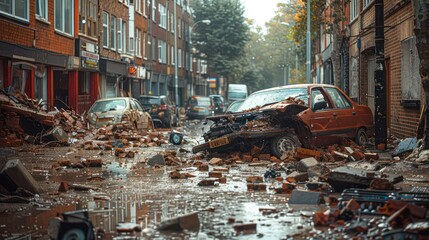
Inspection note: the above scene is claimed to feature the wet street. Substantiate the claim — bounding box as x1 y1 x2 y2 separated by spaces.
0 120 428 239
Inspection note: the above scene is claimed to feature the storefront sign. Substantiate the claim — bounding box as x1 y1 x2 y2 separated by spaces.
81 50 99 70
208 78 217 89
128 65 137 76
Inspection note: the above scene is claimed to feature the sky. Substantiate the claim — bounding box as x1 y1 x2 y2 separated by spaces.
241 0 282 29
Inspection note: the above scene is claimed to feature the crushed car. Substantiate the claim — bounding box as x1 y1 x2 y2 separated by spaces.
192 84 374 158
86 97 154 130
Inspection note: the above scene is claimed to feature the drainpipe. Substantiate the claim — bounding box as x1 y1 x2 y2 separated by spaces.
374 0 387 149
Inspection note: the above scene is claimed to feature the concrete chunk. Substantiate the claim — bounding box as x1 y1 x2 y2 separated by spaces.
0 159 41 194
288 190 325 205
296 157 318 172
157 212 200 231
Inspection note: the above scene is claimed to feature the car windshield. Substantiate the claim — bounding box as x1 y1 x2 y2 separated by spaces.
226 100 244 113
190 97 211 106
139 97 161 105
90 99 127 112
229 92 247 99
237 87 309 111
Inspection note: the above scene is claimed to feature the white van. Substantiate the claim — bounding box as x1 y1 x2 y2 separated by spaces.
227 84 248 103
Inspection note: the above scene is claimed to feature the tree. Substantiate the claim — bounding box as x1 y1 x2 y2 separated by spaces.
413 0 429 149
191 0 249 81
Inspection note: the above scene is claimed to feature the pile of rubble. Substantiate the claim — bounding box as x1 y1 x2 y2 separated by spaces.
0 90 170 148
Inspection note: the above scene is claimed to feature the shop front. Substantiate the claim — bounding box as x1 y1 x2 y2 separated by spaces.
76 38 100 113
99 58 127 98
0 40 69 111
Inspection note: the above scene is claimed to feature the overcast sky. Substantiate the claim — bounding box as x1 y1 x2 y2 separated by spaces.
241 0 282 28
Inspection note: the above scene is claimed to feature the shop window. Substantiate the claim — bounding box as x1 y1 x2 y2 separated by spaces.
11 64 31 94
78 72 90 95
35 65 47 102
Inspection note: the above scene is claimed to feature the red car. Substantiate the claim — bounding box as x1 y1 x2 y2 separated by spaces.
193 84 374 157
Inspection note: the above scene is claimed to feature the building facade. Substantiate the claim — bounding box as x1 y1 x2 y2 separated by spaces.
1 0 206 113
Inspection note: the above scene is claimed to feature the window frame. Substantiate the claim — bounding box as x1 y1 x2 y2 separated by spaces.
55 0 74 36
118 18 123 52
36 0 48 21
0 0 29 22
158 3 166 29
135 28 142 57
350 0 358 21
110 15 117 50
102 12 109 48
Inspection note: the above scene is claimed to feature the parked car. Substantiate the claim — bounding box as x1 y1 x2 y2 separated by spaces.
209 95 225 114
192 84 374 158
138 95 178 128
186 96 214 120
86 97 154 130
224 99 245 113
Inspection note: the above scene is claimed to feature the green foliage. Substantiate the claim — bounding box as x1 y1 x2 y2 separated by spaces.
191 0 249 78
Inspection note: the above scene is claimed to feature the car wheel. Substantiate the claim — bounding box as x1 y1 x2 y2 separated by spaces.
192 142 210 154
355 128 368 146
271 133 301 158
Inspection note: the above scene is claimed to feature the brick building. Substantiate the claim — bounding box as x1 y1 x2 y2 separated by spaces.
1 0 204 113
317 0 421 138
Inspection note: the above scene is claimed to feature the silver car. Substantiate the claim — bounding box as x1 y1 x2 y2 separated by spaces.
86 97 154 130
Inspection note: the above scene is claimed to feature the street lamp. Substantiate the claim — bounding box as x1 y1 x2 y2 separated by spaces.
189 19 210 96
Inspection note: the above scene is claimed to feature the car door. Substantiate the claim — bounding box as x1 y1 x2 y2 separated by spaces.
307 87 339 146
324 87 356 138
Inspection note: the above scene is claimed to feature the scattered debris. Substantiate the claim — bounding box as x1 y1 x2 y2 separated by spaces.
157 212 200 231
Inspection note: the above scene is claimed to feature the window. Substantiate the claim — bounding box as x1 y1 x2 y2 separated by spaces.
103 12 109 47
171 45 174 65
325 87 352 109
118 19 123 52
178 49 182 67
55 0 73 35
0 0 29 21
136 0 141 13
158 40 166 63
401 36 421 104
122 21 127 52
129 37 134 54
350 0 358 20
110 15 117 50
79 0 97 37
143 32 147 58
158 4 166 28
151 0 156 21
311 88 331 110
170 12 174 33
36 0 47 20
363 0 373 8
136 29 142 57
178 19 182 38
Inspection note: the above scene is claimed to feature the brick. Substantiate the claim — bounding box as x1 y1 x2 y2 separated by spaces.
365 152 379 160
258 154 271 161
213 167 229 172
218 177 227 184
351 151 365 160
295 148 321 159
209 158 223 165
246 176 263 183
198 164 209 171
242 154 252 162
209 171 222 178
247 183 266 191
233 223 257 232
286 171 308 183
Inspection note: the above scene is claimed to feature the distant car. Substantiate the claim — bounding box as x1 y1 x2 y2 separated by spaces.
209 95 225 114
193 84 374 157
186 96 214 120
225 99 244 113
138 95 178 128
86 97 153 130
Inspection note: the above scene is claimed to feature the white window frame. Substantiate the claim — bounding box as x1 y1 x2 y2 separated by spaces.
171 45 174 65
103 12 109 48
135 0 141 13
350 0 358 21
36 0 48 20
118 19 123 52
55 0 74 36
110 15 117 50
135 29 142 57
129 37 134 54
178 49 182 68
152 0 156 21
158 4 166 29
122 21 127 53
0 0 29 22
363 0 373 8
143 32 147 59
170 12 174 33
